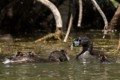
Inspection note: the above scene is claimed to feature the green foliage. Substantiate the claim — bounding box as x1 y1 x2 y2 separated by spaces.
110 0 119 8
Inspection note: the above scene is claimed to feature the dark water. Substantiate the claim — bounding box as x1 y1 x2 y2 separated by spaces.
0 60 120 80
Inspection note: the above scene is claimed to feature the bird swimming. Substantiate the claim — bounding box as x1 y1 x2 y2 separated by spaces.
72 35 109 64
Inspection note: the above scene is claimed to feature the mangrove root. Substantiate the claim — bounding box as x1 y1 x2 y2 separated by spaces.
63 14 73 42
78 0 83 27
91 0 108 38
34 29 64 42
35 0 64 43
37 0 63 28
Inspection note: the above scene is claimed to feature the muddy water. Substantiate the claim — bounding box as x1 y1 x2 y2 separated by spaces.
0 61 120 80
0 31 120 80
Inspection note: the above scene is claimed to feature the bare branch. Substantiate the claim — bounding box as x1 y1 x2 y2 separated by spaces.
91 0 108 36
63 14 73 42
37 0 63 28
78 0 83 27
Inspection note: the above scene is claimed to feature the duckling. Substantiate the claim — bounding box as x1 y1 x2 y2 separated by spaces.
49 49 70 62
15 51 24 57
3 49 70 64
2 55 29 64
72 36 109 63
28 52 35 57
26 52 48 63
2 51 35 64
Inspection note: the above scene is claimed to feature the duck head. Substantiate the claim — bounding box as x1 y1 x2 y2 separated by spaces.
72 36 91 47
71 36 93 52
28 52 35 57
16 51 24 57
97 54 109 64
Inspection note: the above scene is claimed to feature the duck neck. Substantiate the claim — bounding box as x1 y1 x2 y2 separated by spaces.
76 43 93 59
82 43 93 53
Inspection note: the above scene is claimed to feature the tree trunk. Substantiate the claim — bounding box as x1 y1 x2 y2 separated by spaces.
117 37 120 51
106 5 120 51
117 32 120 51
108 4 120 30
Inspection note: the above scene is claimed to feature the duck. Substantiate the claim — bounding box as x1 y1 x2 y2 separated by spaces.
2 51 24 64
2 49 70 64
2 51 48 64
72 35 109 63
49 49 70 62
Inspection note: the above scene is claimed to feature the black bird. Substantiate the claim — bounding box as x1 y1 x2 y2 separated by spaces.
72 36 109 63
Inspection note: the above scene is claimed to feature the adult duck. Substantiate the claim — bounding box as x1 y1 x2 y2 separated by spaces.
72 36 109 63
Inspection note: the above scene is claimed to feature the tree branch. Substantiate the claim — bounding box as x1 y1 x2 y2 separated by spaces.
78 0 83 27
91 0 108 38
63 14 73 42
37 0 63 28
35 0 64 42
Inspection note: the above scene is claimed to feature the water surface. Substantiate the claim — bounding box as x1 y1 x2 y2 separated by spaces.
0 59 120 80
0 30 119 80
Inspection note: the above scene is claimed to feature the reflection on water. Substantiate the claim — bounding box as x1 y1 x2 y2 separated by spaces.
0 60 120 80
